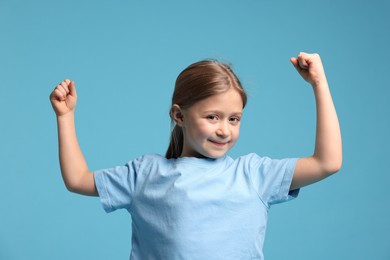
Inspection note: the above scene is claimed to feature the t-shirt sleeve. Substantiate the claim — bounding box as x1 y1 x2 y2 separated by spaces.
94 156 143 213
246 153 299 207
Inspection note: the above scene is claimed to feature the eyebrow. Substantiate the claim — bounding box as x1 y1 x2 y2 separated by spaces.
202 110 243 116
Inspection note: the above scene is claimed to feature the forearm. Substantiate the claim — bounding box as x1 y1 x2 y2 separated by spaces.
311 80 342 173
56 113 97 195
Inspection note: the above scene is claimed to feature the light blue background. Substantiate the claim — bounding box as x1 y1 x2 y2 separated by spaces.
1 0 389 259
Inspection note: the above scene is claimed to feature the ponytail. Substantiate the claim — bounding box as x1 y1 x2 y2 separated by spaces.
165 124 183 159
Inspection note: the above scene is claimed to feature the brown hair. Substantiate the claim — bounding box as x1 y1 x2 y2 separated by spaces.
165 60 247 159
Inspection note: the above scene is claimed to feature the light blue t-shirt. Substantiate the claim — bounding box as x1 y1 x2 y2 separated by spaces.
94 153 298 260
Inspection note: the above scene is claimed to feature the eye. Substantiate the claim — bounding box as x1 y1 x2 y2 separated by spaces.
207 115 218 121
229 116 241 124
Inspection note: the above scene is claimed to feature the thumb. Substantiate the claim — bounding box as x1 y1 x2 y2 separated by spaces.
290 57 298 68
69 81 77 97
290 57 303 73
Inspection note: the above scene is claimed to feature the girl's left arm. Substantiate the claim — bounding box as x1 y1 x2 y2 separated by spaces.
289 52 342 190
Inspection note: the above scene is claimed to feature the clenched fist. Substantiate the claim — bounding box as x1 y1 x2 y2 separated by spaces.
50 79 77 116
290 52 327 87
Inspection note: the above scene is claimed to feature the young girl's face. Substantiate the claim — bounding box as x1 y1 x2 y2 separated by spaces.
179 88 243 158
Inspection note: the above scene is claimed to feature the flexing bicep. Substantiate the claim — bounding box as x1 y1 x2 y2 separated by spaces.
289 53 342 190
290 156 339 190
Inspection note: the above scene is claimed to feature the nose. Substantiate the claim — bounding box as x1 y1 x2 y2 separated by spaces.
216 121 229 138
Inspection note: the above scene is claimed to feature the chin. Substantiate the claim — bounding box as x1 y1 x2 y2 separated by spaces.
202 151 228 159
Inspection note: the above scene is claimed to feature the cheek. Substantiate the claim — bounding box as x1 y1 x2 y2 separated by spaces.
190 122 213 139
196 124 213 137
232 126 241 139
187 123 211 140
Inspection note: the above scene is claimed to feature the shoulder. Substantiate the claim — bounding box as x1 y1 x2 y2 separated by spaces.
218 153 263 173
233 153 297 173
130 153 189 173
232 153 266 167
234 153 267 161
136 153 165 162
131 153 171 167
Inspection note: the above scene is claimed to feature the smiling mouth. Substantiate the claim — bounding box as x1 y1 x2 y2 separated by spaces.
208 140 229 147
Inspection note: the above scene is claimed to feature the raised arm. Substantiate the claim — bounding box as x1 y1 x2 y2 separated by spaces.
50 80 98 196
289 53 342 190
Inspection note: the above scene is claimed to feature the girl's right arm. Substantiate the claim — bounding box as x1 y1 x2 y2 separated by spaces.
50 80 98 196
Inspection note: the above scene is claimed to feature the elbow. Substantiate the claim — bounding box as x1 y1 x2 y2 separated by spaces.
326 164 342 176
62 171 96 196
63 175 84 194
313 150 342 177
323 157 342 176
64 180 80 194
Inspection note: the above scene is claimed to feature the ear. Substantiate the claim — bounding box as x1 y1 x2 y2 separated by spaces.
170 104 184 126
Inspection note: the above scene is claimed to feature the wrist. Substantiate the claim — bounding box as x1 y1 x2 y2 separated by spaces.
57 111 75 122
311 78 329 90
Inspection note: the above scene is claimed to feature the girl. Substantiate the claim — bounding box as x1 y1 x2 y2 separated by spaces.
50 52 342 259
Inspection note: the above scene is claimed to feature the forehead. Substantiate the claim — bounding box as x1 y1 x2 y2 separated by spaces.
189 88 244 113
